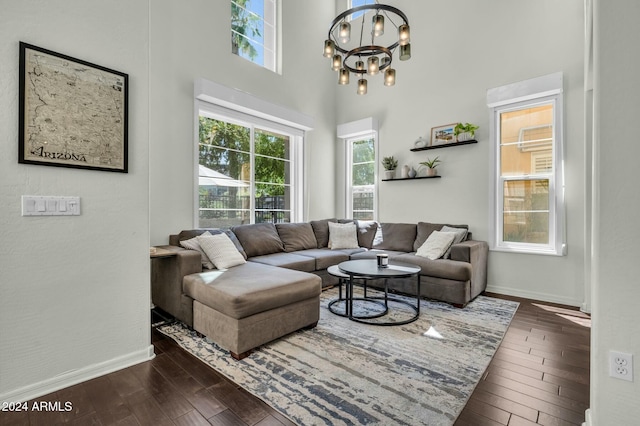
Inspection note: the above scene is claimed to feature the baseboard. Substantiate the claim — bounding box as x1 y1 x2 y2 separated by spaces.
485 284 582 307
582 408 592 426
0 345 155 404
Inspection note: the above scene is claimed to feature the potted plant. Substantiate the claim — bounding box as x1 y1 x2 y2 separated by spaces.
419 156 441 177
454 123 479 142
381 156 398 179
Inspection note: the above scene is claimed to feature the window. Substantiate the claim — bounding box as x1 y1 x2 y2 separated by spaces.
347 136 376 220
338 118 378 220
231 0 277 72
197 104 303 228
487 73 565 255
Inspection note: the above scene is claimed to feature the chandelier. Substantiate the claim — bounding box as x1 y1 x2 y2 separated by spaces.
323 2 411 95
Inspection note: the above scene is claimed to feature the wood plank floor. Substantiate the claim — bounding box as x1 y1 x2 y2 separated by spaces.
0 293 590 426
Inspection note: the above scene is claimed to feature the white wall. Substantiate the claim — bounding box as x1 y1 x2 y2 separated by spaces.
335 0 586 307
149 0 337 245
0 0 151 402
590 0 640 423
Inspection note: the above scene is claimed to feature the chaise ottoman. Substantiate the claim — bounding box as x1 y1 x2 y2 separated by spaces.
182 261 322 359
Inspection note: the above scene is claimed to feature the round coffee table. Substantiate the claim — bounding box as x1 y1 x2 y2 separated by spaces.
326 265 388 319
338 259 422 326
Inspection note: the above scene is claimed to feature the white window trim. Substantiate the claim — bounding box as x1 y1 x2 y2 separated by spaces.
487 73 566 256
194 79 313 227
231 0 279 73
338 117 379 221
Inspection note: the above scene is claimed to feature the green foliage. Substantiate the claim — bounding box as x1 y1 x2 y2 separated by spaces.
381 156 398 170
419 156 441 169
454 123 479 136
231 0 262 60
352 139 375 185
198 117 288 198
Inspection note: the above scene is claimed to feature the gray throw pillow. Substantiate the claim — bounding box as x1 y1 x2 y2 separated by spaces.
231 223 285 258
276 223 318 252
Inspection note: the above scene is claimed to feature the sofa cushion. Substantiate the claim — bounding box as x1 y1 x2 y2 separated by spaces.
355 220 378 249
180 231 215 269
393 253 472 282
416 230 457 260
232 223 284 258
248 252 316 272
197 233 246 269
328 222 359 249
276 223 318 252
414 222 469 252
295 248 350 270
175 229 247 260
183 262 321 319
349 249 408 260
441 225 469 258
310 218 338 248
373 223 417 252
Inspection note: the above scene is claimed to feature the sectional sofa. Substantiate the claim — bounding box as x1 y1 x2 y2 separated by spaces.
151 219 488 358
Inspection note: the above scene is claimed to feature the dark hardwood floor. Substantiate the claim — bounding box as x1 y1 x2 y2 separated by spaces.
0 293 590 426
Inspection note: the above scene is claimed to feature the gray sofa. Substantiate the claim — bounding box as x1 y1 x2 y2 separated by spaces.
152 219 488 358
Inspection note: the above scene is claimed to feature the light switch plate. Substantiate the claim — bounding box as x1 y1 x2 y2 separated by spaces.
22 196 81 216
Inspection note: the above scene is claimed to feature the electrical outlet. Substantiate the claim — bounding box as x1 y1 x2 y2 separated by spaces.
610 351 633 382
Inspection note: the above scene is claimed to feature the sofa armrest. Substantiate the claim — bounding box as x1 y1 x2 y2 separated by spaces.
450 240 489 298
151 246 202 325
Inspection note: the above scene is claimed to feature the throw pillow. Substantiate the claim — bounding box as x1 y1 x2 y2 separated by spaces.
416 231 457 260
197 233 246 269
180 231 215 269
328 222 359 250
441 225 468 259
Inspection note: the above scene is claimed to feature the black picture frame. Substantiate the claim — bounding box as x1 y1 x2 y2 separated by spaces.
19 42 128 173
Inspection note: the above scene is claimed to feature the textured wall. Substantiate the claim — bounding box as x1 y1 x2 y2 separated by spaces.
335 0 586 307
0 0 151 401
591 0 640 422
148 0 337 245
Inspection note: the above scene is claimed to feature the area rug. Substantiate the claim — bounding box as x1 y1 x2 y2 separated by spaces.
157 288 519 426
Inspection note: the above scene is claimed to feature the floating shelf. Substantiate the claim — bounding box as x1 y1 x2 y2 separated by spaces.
382 175 441 181
410 139 477 152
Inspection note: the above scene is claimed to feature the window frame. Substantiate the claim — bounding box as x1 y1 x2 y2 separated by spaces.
488 73 566 256
231 0 278 73
196 100 303 228
345 133 377 221
338 117 379 221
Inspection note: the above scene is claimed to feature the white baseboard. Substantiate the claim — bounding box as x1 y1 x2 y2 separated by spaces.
485 284 582 307
582 408 592 426
0 345 155 404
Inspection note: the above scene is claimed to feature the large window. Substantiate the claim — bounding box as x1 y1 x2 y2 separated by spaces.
231 0 277 72
197 104 302 228
488 73 565 255
339 118 378 220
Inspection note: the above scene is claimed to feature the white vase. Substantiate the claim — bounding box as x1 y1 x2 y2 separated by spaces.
457 132 473 142
401 165 410 178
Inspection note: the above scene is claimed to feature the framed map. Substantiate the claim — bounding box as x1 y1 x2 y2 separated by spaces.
19 42 128 172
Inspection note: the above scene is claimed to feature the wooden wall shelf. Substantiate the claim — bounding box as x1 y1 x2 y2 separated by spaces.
382 175 441 182
410 139 477 152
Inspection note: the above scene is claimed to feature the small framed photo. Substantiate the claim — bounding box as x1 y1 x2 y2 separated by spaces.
430 123 458 146
19 42 128 172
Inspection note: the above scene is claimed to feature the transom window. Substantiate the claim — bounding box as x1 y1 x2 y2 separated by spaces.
231 0 277 72
488 73 565 255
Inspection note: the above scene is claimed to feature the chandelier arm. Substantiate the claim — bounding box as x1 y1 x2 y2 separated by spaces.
343 45 393 74
327 4 409 40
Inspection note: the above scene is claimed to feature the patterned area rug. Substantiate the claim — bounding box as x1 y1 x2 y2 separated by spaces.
157 288 519 426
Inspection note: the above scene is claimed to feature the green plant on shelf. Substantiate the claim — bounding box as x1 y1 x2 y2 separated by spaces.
381 156 398 170
419 156 441 169
454 123 479 137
